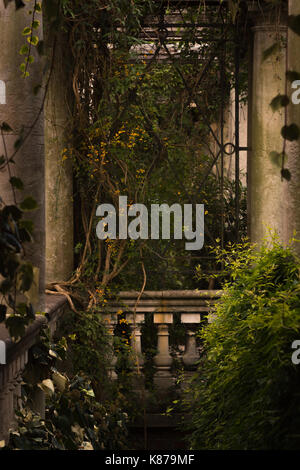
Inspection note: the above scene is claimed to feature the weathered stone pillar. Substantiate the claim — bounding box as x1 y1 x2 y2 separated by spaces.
248 15 287 244
44 2 74 283
283 0 300 252
0 2 45 307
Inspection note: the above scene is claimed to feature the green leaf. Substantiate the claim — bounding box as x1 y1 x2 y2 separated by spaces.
288 15 300 36
5 316 26 340
19 44 29 55
0 122 12 132
15 0 25 9
27 35 39 46
281 168 291 181
270 151 284 167
33 84 41 95
262 42 280 62
37 40 44 56
32 20 40 29
34 2 42 12
25 55 34 64
22 26 31 36
281 124 300 141
286 70 300 82
0 305 7 322
14 136 23 150
20 196 38 211
3 0 13 7
2 204 23 220
18 263 34 292
9 176 24 190
19 219 34 235
270 94 290 111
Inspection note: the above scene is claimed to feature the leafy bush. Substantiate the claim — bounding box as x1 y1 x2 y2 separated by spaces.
5 374 128 450
185 238 300 450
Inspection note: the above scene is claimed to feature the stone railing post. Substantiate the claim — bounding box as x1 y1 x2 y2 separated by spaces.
126 313 145 372
153 313 173 390
181 313 201 382
0 349 28 444
103 314 118 380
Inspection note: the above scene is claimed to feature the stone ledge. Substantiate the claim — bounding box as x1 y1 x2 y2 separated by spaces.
0 294 67 372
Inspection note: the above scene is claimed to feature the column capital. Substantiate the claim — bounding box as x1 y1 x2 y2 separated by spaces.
251 24 287 33
247 0 287 28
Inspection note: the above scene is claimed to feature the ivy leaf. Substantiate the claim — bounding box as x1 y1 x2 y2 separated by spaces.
281 124 300 141
286 70 300 82
37 40 44 56
14 136 23 150
0 279 12 295
32 20 40 29
18 263 33 292
19 44 29 55
20 196 38 211
39 379 55 397
9 176 24 190
15 0 25 9
262 42 280 62
2 205 23 221
3 0 13 7
0 122 12 132
34 2 42 12
22 26 31 36
281 168 291 181
5 315 26 340
19 219 34 235
288 15 300 36
270 94 290 111
27 35 39 46
33 84 41 95
270 151 284 167
0 305 7 323
25 55 34 64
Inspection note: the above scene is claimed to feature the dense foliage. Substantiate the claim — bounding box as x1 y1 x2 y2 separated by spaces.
5 374 128 450
185 239 300 450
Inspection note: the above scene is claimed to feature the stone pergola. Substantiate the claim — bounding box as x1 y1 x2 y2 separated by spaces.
0 0 300 444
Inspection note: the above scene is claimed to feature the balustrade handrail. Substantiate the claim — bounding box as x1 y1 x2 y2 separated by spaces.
0 294 68 443
104 290 223 388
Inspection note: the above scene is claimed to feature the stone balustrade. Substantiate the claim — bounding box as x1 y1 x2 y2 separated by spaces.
105 290 222 389
0 295 67 444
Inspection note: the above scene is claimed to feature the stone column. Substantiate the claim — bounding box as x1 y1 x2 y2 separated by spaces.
283 0 300 252
248 21 287 245
0 1 45 307
43 2 74 284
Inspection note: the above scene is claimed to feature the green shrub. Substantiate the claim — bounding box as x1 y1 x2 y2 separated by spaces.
5 374 128 450
185 238 300 450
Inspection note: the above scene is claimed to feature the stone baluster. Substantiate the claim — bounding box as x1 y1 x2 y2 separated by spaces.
153 313 173 390
181 313 201 380
103 313 118 380
182 330 199 368
126 313 145 371
0 350 29 444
